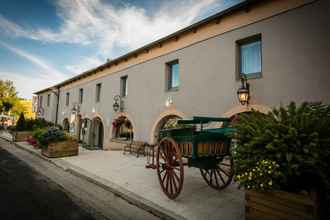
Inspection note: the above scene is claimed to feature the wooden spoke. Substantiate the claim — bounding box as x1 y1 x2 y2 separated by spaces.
219 162 231 167
218 166 231 177
157 137 184 199
200 155 234 190
216 168 226 185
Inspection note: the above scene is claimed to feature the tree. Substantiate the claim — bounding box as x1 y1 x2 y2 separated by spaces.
16 112 26 131
0 80 24 116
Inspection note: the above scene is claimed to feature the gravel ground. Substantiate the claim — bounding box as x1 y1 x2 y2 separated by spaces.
0 146 95 220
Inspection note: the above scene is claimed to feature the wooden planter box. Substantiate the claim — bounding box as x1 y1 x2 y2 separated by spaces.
12 131 32 142
41 140 78 158
246 190 316 220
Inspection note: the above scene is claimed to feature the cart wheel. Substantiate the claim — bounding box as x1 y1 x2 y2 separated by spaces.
200 155 233 190
156 137 184 199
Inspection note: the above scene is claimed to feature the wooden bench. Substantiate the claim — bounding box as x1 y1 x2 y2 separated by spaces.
123 141 147 157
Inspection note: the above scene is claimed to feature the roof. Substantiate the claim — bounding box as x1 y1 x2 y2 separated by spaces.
35 0 256 94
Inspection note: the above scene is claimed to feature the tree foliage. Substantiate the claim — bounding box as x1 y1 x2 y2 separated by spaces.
0 80 26 116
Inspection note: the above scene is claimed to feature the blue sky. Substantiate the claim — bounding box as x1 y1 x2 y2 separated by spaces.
0 0 242 99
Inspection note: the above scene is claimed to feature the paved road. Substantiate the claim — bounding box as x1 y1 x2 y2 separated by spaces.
0 143 95 220
0 138 160 220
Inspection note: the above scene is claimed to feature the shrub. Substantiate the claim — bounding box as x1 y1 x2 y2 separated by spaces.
235 159 280 191
15 113 26 131
233 102 330 198
32 128 47 140
38 127 68 148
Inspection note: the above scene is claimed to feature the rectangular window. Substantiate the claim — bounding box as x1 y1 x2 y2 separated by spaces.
47 94 50 107
166 60 180 91
66 92 70 106
79 88 83 104
120 76 128 97
96 83 102 102
39 95 43 107
237 34 262 78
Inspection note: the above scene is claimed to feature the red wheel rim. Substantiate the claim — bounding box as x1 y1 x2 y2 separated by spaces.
200 155 233 190
156 137 184 199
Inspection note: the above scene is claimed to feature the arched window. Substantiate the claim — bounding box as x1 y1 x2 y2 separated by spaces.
112 116 133 141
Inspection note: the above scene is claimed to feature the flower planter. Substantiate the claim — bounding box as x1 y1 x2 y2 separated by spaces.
12 131 32 142
41 140 78 158
246 190 316 220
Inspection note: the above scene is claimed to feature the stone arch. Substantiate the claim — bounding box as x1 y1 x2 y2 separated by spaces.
222 104 272 118
76 114 82 141
111 113 135 141
150 109 187 144
62 118 70 131
80 117 92 147
91 116 104 149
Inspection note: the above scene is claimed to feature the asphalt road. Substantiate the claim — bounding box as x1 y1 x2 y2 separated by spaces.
0 137 161 220
0 145 95 220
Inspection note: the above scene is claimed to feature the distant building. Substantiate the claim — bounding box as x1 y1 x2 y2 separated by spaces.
35 0 330 150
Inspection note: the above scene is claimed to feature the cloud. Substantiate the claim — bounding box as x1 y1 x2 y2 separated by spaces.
0 0 222 59
0 71 56 99
0 41 67 81
65 56 103 74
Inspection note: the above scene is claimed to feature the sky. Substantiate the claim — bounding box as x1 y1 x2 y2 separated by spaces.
0 0 242 99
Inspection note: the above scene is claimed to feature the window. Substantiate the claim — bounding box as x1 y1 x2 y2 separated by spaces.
79 88 83 104
120 76 128 97
39 95 43 107
66 92 70 106
47 94 50 107
237 34 262 78
96 83 102 102
166 60 180 91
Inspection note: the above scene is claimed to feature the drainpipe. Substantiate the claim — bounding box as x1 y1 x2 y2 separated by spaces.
55 87 60 125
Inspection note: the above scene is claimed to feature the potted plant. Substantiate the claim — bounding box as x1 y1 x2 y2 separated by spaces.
37 127 78 158
232 102 330 220
10 113 32 142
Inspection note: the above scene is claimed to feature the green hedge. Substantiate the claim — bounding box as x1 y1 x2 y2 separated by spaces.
233 102 330 198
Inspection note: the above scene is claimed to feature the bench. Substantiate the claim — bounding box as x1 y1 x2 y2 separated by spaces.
123 141 147 157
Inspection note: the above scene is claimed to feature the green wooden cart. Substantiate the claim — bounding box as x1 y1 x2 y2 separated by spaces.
148 116 235 199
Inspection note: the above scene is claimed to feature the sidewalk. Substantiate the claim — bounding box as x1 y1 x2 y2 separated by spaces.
0 132 245 220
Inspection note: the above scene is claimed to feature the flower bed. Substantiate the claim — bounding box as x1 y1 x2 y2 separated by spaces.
36 127 78 158
41 139 78 158
12 131 32 142
232 102 330 219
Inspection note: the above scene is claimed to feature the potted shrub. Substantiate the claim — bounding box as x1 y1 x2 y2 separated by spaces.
11 113 33 142
232 102 330 220
30 128 47 149
38 127 78 158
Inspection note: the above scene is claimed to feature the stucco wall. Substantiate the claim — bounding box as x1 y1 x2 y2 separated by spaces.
52 0 329 147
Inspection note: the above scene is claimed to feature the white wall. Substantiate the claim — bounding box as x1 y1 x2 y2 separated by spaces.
44 0 330 147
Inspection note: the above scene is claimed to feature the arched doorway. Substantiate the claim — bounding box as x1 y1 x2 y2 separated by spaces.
153 115 182 142
112 116 134 141
81 118 92 147
63 118 70 132
76 115 82 142
91 117 104 149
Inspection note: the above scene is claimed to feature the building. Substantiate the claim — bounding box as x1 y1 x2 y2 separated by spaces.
35 0 330 150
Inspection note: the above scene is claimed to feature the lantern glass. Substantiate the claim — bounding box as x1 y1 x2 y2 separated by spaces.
237 88 249 105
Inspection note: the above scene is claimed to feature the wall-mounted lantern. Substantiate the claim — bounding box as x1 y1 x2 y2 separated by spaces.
71 102 80 114
237 75 250 106
113 95 122 112
165 96 173 107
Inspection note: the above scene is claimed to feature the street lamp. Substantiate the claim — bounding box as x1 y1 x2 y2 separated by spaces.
113 95 122 112
237 75 250 106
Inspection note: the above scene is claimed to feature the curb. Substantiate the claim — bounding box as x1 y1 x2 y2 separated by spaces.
1 137 184 220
